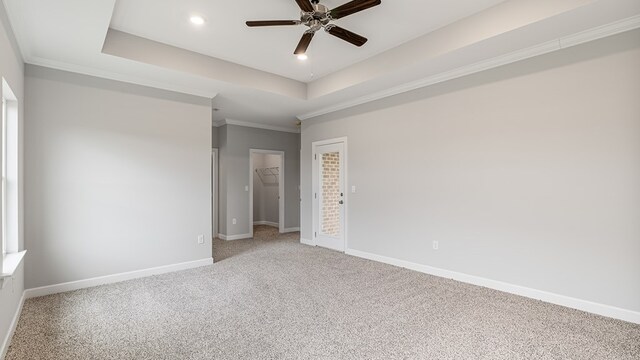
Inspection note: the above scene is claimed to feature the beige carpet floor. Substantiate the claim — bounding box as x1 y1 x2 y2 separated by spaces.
6 227 640 359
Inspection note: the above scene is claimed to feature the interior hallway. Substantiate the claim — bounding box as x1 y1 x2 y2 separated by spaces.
214 225 300 262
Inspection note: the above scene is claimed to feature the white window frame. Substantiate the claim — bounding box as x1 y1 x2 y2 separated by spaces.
1 95 6 257
1 78 26 286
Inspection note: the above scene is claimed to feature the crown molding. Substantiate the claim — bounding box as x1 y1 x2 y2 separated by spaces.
297 15 640 121
25 56 219 100
560 13 640 48
214 119 300 134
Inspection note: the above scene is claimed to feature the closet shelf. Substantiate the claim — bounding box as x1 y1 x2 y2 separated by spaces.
255 167 279 184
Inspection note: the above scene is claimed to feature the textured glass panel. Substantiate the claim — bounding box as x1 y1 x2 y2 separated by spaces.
321 152 340 237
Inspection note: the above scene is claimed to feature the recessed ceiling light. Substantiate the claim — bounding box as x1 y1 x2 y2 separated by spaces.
297 54 308 61
190 15 206 26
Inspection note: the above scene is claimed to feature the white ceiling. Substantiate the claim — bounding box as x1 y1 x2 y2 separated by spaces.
110 0 506 82
3 0 640 130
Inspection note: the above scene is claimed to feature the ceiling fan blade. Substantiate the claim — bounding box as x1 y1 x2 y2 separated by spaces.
246 20 300 27
326 26 368 47
294 32 315 55
330 0 381 19
295 0 315 12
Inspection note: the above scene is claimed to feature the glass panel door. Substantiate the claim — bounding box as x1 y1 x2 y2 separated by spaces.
315 142 345 251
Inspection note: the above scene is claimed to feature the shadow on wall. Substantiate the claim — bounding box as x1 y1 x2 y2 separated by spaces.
307 30 640 125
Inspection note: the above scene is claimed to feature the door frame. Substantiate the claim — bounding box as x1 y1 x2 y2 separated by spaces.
312 137 348 252
211 148 219 239
249 149 285 236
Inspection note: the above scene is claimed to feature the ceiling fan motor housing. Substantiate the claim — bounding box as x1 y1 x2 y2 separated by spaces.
301 2 330 31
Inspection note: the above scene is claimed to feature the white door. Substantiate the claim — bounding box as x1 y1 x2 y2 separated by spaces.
314 142 345 251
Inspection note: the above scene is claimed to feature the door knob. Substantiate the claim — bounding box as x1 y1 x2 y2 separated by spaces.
339 200 344 204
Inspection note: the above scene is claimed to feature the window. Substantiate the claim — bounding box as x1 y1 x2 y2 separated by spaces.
0 78 24 282
1 95 6 256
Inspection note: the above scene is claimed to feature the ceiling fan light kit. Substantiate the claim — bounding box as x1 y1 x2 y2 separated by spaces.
246 0 381 56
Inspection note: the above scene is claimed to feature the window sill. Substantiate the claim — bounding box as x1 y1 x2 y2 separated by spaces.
1 250 27 288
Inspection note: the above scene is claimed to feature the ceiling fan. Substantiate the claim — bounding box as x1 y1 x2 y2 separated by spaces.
246 0 381 57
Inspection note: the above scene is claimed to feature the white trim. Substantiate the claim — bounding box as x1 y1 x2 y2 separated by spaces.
298 15 640 121
559 14 640 49
310 137 348 147
300 238 316 246
0 251 26 288
345 248 640 325
282 227 300 233
26 56 218 100
211 148 219 240
0 292 24 360
249 149 285 237
0 251 26 277
11 15 640 126
298 41 559 120
23 258 213 299
253 221 279 228
218 233 252 241
214 119 300 134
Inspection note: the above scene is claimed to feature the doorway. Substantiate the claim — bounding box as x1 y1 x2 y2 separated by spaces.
249 149 285 237
312 138 347 252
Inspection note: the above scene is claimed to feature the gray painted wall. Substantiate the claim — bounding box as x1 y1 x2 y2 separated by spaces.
0 2 24 353
24 65 213 289
211 125 219 148
301 30 640 313
218 125 299 236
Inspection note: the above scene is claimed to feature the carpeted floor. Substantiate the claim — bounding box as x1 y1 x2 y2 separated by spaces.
214 225 301 262
6 227 640 359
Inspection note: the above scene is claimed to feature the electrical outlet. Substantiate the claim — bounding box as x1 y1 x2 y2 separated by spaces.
232 218 237 225
432 241 439 250
245 185 249 192
351 185 356 193
197 235 204 244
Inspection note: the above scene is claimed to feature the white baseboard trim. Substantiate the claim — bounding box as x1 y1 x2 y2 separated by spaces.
253 221 279 228
300 238 315 246
345 248 640 325
0 292 25 360
218 233 252 241
282 227 300 233
24 258 213 299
